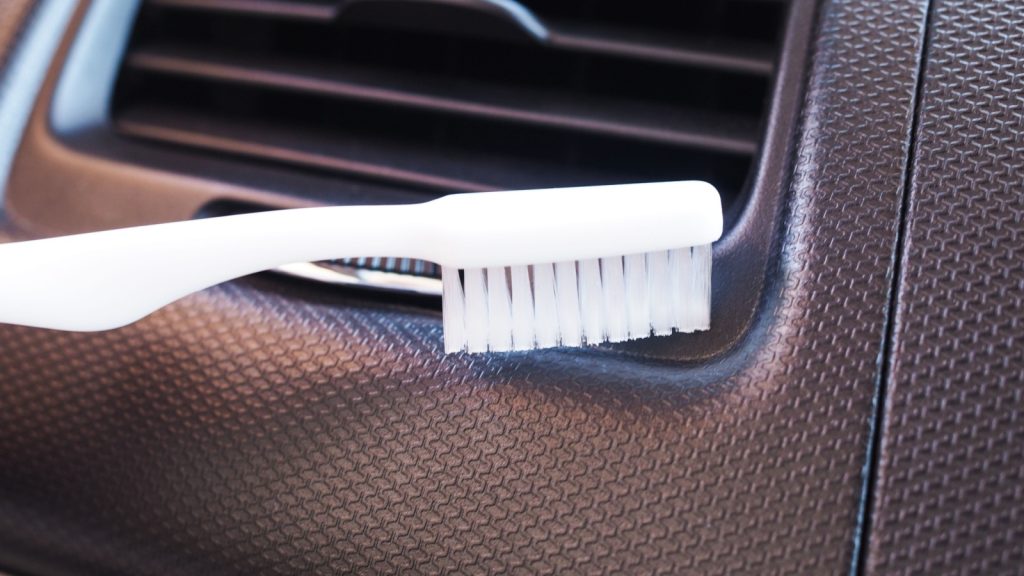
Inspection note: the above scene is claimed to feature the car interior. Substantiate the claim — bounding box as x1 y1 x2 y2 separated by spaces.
0 0 1020 574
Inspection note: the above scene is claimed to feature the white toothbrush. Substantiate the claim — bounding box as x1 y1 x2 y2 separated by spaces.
0 181 721 353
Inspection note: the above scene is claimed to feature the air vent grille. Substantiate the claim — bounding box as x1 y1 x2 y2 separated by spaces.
113 0 788 211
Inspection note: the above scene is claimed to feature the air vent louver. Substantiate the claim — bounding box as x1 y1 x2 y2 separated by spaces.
113 0 789 212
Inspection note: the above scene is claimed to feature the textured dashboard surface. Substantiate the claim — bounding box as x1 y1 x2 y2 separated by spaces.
866 0 1024 574
0 1 929 575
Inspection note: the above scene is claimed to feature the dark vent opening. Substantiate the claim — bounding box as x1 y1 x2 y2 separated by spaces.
112 0 789 213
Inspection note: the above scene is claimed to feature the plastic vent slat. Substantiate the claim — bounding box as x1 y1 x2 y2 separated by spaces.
116 107 488 192
147 0 775 75
114 0 787 210
147 0 338 21
125 48 760 154
547 25 774 76
115 105 646 193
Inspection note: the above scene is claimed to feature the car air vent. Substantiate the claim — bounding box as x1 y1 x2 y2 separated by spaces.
111 0 789 215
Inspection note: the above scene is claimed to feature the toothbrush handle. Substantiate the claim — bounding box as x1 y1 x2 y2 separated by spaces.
0 205 425 331
0 181 722 332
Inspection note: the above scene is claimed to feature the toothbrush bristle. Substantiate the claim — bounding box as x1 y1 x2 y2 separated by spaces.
441 246 712 353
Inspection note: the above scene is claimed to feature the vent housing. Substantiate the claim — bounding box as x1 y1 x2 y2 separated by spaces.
112 0 789 214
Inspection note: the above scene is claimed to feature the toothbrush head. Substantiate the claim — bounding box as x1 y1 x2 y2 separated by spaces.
441 246 712 353
432 181 721 353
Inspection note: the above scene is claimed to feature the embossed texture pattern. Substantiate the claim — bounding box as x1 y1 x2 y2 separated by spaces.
0 1 927 574
867 0 1024 573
